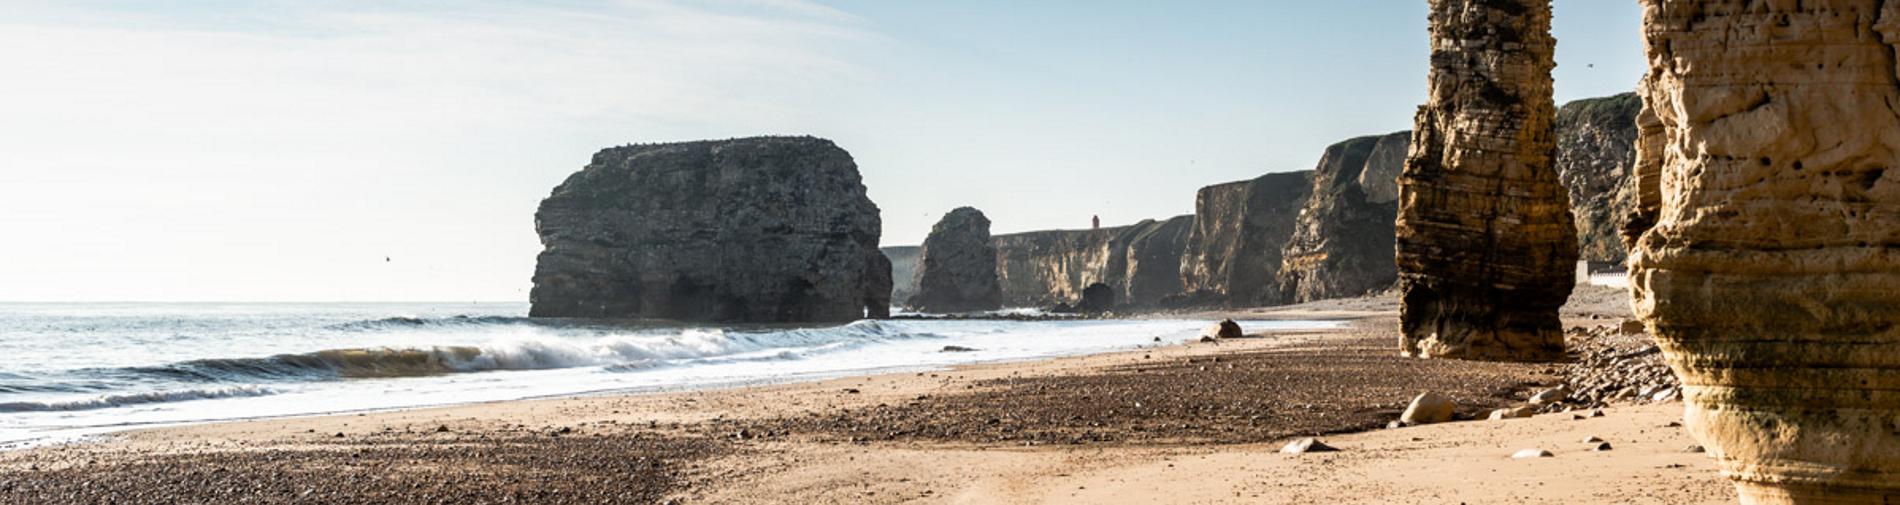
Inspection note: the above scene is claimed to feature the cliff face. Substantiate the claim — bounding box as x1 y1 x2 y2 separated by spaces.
1555 93 1641 263
992 216 1192 309
1397 0 1577 361
1279 131 1407 303
1178 171 1314 307
530 136 891 323
908 207 1003 312
1630 2 1900 501
882 246 920 307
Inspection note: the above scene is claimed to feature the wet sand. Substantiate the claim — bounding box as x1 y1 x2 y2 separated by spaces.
0 286 1733 504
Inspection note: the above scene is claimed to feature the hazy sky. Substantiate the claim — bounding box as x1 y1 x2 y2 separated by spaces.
0 0 1646 302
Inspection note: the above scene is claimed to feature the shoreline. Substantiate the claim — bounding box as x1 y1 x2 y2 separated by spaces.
0 286 1736 504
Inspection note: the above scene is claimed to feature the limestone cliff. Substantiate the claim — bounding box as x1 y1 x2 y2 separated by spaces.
908 207 1003 313
1555 93 1640 263
530 136 891 323
1397 0 1577 361
993 216 1192 309
1280 131 1408 303
1177 171 1314 307
1630 2 1900 501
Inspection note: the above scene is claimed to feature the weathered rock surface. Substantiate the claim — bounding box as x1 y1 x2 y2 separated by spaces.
1400 392 1455 425
1177 171 1314 307
1199 319 1242 340
530 136 891 323
992 216 1192 309
1397 0 1578 361
1629 2 1900 501
907 207 1003 313
1555 93 1641 263
882 246 921 306
1280 131 1408 303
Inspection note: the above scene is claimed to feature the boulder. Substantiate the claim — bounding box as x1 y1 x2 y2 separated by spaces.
1630 2 1900 501
529 136 890 323
1397 0 1577 362
1280 438 1340 454
1399 392 1455 425
907 207 1003 313
1487 407 1535 420
1199 319 1242 340
1528 386 1568 406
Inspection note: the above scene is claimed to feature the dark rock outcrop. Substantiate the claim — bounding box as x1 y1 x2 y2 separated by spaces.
1279 131 1408 303
1177 171 1314 307
1397 0 1577 361
1077 283 1116 314
992 216 1192 309
882 246 921 306
1630 2 1900 501
1555 93 1640 263
907 207 1003 313
529 136 891 323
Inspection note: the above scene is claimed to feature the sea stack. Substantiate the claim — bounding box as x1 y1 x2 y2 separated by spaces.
1396 0 1578 361
1630 2 1900 502
907 207 1003 313
529 136 891 323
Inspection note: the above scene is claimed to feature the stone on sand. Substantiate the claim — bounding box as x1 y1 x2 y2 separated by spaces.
1400 392 1455 425
1512 449 1554 459
1280 438 1339 454
1529 386 1568 406
1200 319 1243 340
1487 407 1535 420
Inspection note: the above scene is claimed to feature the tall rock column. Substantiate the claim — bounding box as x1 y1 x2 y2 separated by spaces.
1629 2 1900 502
1396 0 1578 361
907 207 1003 313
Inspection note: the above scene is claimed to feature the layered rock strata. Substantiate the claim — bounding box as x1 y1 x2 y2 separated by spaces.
1177 171 1314 307
907 207 1003 313
530 136 891 323
1629 2 1900 502
1280 131 1408 303
992 216 1191 309
1397 0 1578 361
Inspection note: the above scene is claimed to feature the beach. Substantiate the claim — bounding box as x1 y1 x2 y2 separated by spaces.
0 286 1735 504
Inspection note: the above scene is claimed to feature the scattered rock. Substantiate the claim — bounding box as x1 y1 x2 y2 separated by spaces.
1200 319 1243 340
1583 436 1604 443
1618 319 1646 335
435 425 450 433
1487 407 1535 420
1593 442 1614 451
1590 410 1605 418
1529 386 1569 406
1280 438 1340 454
1400 392 1455 425
1512 449 1555 459
1685 445 1705 454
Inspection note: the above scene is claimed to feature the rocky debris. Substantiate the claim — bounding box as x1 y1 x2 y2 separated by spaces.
1487 407 1535 420
1176 171 1314 308
1279 132 1407 303
992 217 1192 310
1397 0 1577 361
882 246 921 306
1592 442 1614 452
1400 392 1455 426
1684 445 1704 454
1583 436 1604 443
1076 283 1116 314
1199 320 1242 340
530 136 891 323
1280 438 1340 454
908 207 1003 313
1554 93 1641 263
1546 325 1679 412
1512 449 1554 459
1528 386 1568 406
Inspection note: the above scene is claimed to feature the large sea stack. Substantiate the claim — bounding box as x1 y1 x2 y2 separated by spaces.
907 207 1003 313
529 136 891 323
1396 0 1578 361
1630 2 1900 502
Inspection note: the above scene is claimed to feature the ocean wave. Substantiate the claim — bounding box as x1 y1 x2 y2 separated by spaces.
323 315 527 332
126 319 933 382
0 385 279 412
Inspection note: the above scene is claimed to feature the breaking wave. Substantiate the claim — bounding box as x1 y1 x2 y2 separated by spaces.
0 385 280 412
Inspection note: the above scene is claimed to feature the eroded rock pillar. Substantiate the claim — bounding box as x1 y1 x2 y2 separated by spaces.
908 207 1003 313
1629 2 1900 502
1397 0 1578 361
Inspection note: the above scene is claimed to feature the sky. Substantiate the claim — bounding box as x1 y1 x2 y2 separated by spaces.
0 0 1647 302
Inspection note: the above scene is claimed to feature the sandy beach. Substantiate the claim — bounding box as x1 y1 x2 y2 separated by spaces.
0 286 1735 504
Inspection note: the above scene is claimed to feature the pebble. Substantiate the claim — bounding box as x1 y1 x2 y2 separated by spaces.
1583 436 1604 443
1279 438 1340 454
1592 442 1614 451
1685 445 1706 453
1512 449 1554 459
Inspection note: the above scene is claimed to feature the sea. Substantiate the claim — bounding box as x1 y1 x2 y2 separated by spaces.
0 302 1334 449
